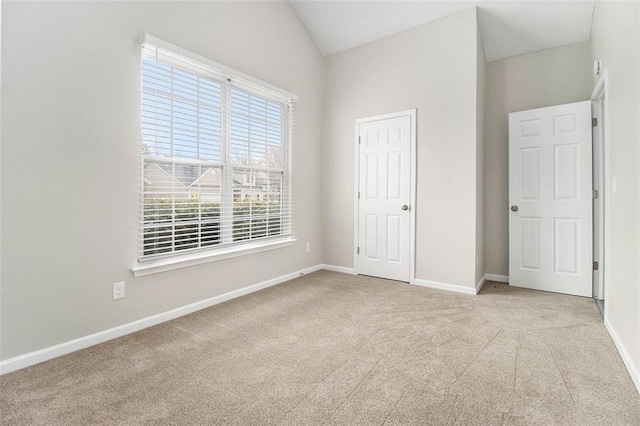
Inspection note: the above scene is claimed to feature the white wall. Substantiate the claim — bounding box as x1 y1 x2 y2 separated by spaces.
322 7 482 290
484 42 593 277
591 0 640 390
1 2 324 360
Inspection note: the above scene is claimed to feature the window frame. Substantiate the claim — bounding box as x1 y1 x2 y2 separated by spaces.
133 34 297 276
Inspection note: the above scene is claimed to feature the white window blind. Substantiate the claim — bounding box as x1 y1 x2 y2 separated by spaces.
139 35 295 262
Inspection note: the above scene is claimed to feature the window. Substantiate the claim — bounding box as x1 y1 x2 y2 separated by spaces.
139 35 295 263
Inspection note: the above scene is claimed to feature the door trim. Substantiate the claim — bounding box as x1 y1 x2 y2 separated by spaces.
353 109 417 284
591 70 610 313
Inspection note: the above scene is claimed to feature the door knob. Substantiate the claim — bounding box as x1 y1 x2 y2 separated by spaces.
511 205 519 212
401 204 409 211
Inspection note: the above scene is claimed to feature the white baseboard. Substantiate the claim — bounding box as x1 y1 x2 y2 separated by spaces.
484 274 509 283
604 319 640 395
322 264 356 275
0 264 324 376
413 278 477 295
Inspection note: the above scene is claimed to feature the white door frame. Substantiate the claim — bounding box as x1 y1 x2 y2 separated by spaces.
353 109 417 284
591 70 610 311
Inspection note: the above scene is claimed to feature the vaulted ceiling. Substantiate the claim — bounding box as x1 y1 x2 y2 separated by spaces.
289 1 595 62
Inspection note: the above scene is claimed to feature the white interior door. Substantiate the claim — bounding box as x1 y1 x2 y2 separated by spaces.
509 101 592 297
357 114 412 282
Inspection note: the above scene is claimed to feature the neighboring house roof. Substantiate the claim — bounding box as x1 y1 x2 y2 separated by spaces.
155 163 199 187
189 167 222 189
144 163 188 188
145 161 279 192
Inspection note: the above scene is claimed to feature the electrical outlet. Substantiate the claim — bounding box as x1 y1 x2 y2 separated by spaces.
113 282 125 300
305 243 311 253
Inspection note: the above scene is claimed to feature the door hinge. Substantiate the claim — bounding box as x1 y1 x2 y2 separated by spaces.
357 246 360 254
593 189 599 200
358 191 360 199
593 261 599 271
592 117 598 127
358 136 361 144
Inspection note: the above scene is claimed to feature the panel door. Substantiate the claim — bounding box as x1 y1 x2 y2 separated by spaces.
358 115 411 282
509 101 592 297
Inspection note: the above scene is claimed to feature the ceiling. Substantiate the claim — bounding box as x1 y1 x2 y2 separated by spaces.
289 1 595 62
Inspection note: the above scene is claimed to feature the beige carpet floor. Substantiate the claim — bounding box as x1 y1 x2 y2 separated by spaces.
1 271 639 425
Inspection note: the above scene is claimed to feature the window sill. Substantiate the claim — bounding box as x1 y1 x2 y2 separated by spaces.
131 238 297 278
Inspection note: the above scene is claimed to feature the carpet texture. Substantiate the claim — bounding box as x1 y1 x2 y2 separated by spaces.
1 271 639 425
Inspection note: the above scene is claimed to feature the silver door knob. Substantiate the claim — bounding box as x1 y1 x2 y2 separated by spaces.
401 204 409 211
511 205 519 212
